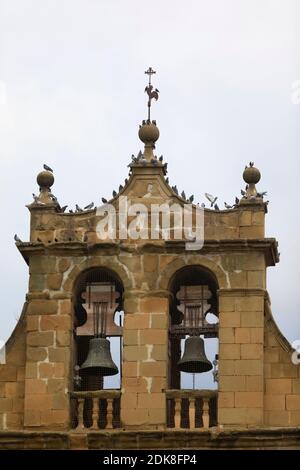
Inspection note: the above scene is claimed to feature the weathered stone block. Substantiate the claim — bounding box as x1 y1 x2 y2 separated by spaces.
122 362 138 378
47 274 63 290
0 398 13 412
235 391 263 408
39 363 54 378
140 330 166 345
139 297 168 314
140 362 166 377
218 360 235 376
121 392 138 409
264 394 286 410
137 393 165 409
26 378 47 394
219 344 240 360
235 360 263 376
27 331 54 347
236 296 264 312
26 316 39 331
123 330 138 346
47 379 64 394
0 365 17 382
246 375 263 392
220 311 240 327
219 327 235 344
124 314 150 329
240 311 263 328
235 327 251 343
219 376 246 391
143 255 158 273
151 314 168 329
27 300 58 315
123 346 148 362
286 395 300 410
40 315 71 331
121 408 148 426
30 257 56 274
218 392 234 408
26 347 47 362
240 344 263 359
266 378 292 394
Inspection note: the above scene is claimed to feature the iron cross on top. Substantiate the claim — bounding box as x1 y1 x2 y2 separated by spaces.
144 67 159 121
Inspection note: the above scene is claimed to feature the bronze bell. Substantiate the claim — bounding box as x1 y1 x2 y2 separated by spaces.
81 337 118 376
177 336 213 373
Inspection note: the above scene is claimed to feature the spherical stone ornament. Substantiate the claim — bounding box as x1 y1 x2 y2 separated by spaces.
243 166 261 185
37 170 54 189
138 122 160 144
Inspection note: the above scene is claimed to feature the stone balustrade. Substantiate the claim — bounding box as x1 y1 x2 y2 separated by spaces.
70 390 121 430
166 389 218 429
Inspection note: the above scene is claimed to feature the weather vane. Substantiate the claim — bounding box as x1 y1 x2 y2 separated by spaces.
144 67 159 121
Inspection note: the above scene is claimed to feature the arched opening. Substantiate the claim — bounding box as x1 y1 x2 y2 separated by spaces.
73 267 124 391
167 265 219 428
71 267 124 429
168 265 219 391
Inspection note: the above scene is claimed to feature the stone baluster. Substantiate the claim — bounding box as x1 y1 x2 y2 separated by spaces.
202 397 210 429
106 398 114 429
91 397 99 430
174 398 181 429
76 398 85 431
189 397 196 429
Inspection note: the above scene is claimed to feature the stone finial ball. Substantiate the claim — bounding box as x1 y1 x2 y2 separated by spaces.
37 170 54 188
243 166 261 185
138 122 160 143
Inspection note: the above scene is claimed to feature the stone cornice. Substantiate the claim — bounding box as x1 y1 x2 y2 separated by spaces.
17 238 279 267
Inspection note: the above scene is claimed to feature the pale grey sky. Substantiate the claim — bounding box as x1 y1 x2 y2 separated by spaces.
0 0 299 357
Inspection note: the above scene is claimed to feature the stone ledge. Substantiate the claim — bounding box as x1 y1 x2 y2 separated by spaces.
1 427 300 450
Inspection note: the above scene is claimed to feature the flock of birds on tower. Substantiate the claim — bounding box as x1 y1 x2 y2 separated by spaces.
14 161 268 244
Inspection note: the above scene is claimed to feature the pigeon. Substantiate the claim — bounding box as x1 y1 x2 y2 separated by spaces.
50 194 58 202
235 197 240 205
201 203 205 208
60 205 68 213
214 203 220 211
172 185 178 195
84 202 94 210
14 234 22 242
159 155 163 162
131 154 137 162
163 163 168 171
83 233 89 242
69 209 74 213
224 202 233 209
205 193 218 207
32 193 39 203
119 185 123 192
43 164 53 172
151 158 158 165
141 158 147 166
137 150 143 160
241 189 246 196
189 195 194 203
124 178 128 185
101 197 108 204
75 204 83 212
257 191 267 197
181 191 186 199
112 190 117 198
249 161 254 167
165 177 169 185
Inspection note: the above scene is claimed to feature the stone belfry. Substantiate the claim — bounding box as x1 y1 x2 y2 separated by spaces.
0 69 300 450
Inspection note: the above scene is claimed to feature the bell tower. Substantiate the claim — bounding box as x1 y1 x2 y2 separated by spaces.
0 68 300 449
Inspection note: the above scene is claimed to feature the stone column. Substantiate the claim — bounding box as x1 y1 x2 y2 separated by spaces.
121 293 169 429
218 288 265 427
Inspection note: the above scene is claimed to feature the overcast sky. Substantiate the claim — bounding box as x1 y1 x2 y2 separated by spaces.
0 0 299 360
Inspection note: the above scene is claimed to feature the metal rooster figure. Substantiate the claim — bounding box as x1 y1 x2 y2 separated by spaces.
144 67 159 121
